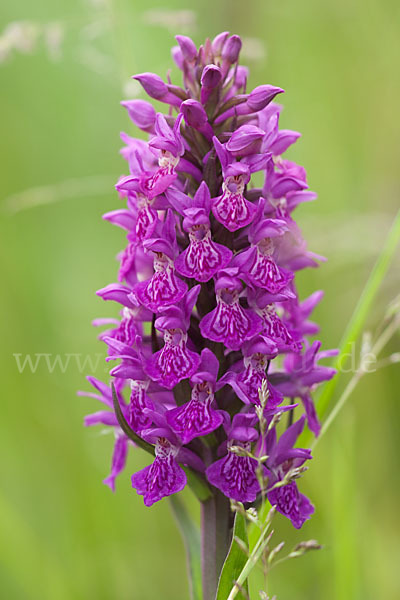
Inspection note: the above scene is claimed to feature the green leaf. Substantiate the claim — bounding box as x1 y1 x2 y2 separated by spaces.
169 495 202 600
216 511 249 600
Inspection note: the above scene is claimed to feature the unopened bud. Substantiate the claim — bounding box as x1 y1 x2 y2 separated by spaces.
132 72 168 99
175 35 197 62
247 84 284 111
222 34 242 63
226 125 265 157
201 64 222 90
120 100 156 131
212 31 229 55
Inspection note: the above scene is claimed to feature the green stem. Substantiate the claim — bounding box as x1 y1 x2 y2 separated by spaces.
201 492 231 600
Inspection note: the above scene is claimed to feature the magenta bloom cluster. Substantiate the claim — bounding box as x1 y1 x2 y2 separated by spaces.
81 32 336 528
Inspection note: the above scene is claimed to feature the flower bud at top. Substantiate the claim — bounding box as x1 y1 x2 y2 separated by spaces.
247 85 284 111
201 65 222 90
132 72 168 99
211 31 230 56
181 99 213 140
222 34 242 64
200 65 222 104
175 35 197 62
120 100 156 132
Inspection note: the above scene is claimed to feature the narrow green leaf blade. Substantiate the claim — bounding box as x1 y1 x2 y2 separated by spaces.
216 511 249 600
169 495 202 600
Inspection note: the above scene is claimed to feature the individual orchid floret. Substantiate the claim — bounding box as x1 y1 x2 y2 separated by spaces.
120 99 156 133
215 86 284 124
200 64 222 104
181 100 214 141
206 413 263 502
262 159 308 205
226 125 266 157
167 182 233 282
103 337 157 434
96 307 140 350
96 283 153 325
117 114 184 201
199 269 262 351
211 31 230 57
283 290 324 337
175 35 197 62
166 348 224 443
146 286 201 389
220 34 242 78
217 335 283 409
271 341 337 436
264 415 314 528
131 406 205 506
105 191 159 248
133 72 185 107
248 289 302 353
132 434 187 507
232 198 294 293
133 211 188 312
211 136 261 232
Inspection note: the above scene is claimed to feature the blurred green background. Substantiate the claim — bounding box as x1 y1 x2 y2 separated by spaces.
1 0 399 599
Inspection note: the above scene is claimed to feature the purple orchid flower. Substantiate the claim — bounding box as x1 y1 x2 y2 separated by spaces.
206 413 264 503
146 286 201 389
231 198 294 294
271 341 338 435
131 406 204 506
262 415 314 528
132 211 188 312
84 31 336 542
199 269 262 351
166 348 224 443
217 335 283 409
211 136 270 232
132 435 187 507
166 182 233 282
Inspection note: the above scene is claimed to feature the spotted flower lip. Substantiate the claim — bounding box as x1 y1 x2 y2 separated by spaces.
205 414 264 503
83 31 336 519
131 436 187 506
199 270 262 350
146 287 201 389
166 348 223 444
167 182 233 281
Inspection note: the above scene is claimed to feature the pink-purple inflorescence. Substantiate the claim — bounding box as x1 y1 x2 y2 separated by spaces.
80 32 336 528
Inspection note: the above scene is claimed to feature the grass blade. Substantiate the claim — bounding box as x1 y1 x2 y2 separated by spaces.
217 511 249 600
